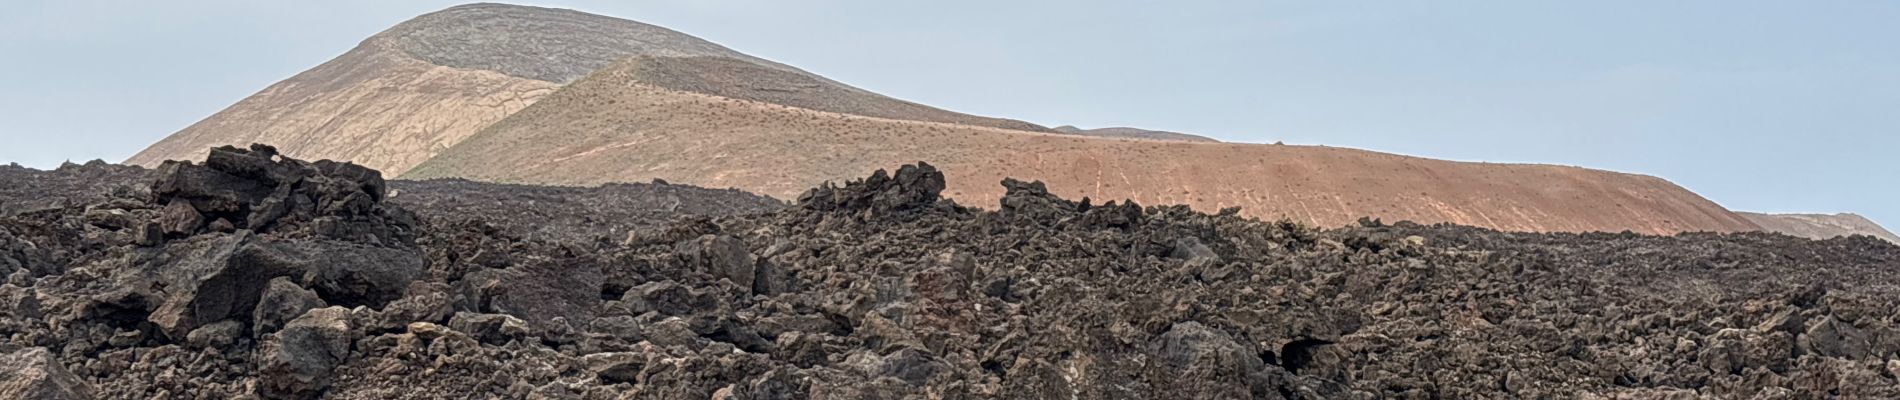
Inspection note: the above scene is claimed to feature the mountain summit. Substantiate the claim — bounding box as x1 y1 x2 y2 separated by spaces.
124 3 1041 176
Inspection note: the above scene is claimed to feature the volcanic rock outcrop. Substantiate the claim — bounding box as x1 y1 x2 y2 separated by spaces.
8 149 1899 398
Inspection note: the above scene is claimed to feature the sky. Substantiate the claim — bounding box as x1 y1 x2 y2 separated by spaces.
1 1 1895 227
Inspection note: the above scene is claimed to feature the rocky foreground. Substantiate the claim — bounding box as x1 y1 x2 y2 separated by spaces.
2 145 1899 399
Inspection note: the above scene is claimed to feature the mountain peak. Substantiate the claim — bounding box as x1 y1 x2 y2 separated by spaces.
374 2 792 83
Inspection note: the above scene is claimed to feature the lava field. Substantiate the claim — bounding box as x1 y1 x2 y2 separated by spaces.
2 145 1898 399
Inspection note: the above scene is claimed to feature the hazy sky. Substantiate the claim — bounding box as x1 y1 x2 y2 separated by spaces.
2 1 1895 227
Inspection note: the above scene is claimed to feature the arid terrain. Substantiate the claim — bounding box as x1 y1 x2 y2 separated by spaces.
4 148 1899 399
1739 212 1899 244
405 64 1758 235
7 2 1892 399
124 3 1045 176
1052 125 1220 142
121 3 1827 238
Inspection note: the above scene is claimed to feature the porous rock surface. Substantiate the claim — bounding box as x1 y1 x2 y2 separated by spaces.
2 148 1899 398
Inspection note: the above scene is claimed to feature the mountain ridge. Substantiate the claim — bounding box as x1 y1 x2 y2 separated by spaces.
406 61 1761 234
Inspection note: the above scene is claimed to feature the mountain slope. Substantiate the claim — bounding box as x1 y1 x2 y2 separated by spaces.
406 61 1761 234
619 56 1047 131
1053 125 1220 142
125 3 1041 175
1739 212 1899 243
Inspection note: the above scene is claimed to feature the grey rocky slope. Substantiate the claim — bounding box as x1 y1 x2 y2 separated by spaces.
5 147 1900 398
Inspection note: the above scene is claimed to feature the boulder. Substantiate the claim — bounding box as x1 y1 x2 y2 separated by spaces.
141 234 422 339
156 199 204 236
796 162 945 214
186 320 244 348
260 307 356 399
482 256 602 331
675 235 756 292
1800 316 1872 359
145 234 284 339
1150 321 1285 399
149 144 414 246
0 347 94 400
254 277 326 338
282 241 427 308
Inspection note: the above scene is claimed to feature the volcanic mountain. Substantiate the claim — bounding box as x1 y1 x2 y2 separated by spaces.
124 3 1044 176
135 2 1764 235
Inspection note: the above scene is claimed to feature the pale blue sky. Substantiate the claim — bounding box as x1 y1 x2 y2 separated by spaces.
1 1 1894 227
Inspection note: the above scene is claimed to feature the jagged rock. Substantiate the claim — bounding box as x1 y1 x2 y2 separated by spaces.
144 233 282 339
1800 316 1872 359
482 256 602 331
448 312 531 345
1753 308 1804 334
282 241 427 308
877 347 947 386
582 351 646 383
372 282 455 331
260 307 355 399
907 251 974 304
675 235 755 292
10 157 1900 398
254 277 326 338
149 144 413 246
0 347 94 400
621 280 712 316
81 208 136 230
0 284 40 319
797 162 945 214
156 199 204 236
136 234 421 340
402 322 448 340
186 320 244 348
646 318 704 349
1150 321 1285 399
1701 328 1793 374
622 218 720 248
997 178 1071 222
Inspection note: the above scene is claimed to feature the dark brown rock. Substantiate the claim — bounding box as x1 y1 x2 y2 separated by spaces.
0 347 94 400
260 307 355 400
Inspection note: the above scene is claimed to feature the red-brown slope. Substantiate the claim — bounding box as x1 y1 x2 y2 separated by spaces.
407 63 1760 234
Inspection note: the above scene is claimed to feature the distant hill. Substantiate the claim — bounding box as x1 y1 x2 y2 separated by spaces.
404 59 1761 234
1739 212 1899 243
132 3 1765 235
1052 125 1219 142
